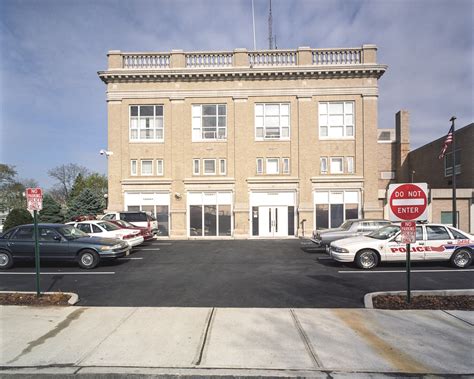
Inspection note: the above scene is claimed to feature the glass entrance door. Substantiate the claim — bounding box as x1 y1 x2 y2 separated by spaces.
258 206 288 237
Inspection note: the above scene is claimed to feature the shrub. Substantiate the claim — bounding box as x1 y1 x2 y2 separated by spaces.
3 208 33 232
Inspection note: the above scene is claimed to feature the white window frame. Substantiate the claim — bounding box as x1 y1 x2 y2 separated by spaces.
282 158 290 174
319 101 354 139
320 157 328 174
255 103 290 140
203 159 217 175
193 159 200 175
266 158 280 174
192 104 227 141
141 160 153 176
156 159 164 176
330 157 343 174
219 159 226 175
131 160 137 176
346 156 354 174
256 158 264 175
129 105 164 142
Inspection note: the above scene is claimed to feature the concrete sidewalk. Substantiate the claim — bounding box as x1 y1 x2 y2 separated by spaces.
0 306 472 378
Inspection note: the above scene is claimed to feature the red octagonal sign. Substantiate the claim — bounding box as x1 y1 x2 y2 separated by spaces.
388 183 428 222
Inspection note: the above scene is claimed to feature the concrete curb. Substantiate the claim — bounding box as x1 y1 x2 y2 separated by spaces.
0 291 79 305
364 288 474 308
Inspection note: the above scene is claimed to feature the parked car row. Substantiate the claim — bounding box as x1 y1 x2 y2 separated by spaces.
0 211 160 270
310 219 473 270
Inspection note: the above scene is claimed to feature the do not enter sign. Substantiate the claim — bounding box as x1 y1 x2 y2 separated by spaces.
387 183 428 222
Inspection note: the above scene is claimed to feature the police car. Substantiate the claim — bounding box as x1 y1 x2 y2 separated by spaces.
328 223 473 269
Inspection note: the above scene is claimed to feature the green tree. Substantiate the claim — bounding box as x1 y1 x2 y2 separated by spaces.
0 164 26 212
68 173 86 200
48 163 90 203
39 194 64 223
66 188 105 220
83 173 108 196
3 208 33 232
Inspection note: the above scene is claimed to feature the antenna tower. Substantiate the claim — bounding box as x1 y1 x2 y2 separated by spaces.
268 0 273 49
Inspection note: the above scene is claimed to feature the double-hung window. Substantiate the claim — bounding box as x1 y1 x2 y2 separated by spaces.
255 103 290 140
266 158 280 174
156 159 164 176
131 160 137 176
203 159 217 175
130 105 164 141
330 157 343 174
319 102 354 138
141 160 153 176
192 104 227 141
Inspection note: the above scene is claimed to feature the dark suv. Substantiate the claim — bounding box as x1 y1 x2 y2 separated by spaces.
102 211 158 235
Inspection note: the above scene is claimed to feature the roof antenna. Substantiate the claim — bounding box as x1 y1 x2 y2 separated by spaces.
268 0 273 49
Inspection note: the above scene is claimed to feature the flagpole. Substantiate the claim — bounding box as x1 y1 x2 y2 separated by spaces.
450 116 457 228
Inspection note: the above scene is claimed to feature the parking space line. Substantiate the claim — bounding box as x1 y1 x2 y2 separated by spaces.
0 272 116 275
150 242 172 245
338 269 474 274
136 248 160 251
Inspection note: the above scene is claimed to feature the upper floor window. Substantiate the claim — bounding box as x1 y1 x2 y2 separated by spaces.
319 102 354 138
255 103 290 140
266 158 280 174
192 104 227 141
156 159 164 176
131 160 137 176
130 105 164 141
444 149 461 177
141 160 153 176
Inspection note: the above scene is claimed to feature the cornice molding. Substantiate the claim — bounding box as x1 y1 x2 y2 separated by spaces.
98 64 387 84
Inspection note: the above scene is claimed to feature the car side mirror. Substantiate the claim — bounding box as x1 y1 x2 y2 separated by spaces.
53 235 62 242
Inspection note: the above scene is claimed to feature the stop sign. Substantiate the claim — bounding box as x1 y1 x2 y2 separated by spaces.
388 183 428 222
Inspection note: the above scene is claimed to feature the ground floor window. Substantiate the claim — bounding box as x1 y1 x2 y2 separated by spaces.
188 192 232 237
125 192 170 236
314 191 360 229
440 211 459 226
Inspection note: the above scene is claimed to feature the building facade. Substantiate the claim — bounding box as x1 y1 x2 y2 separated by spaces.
98 46 387 238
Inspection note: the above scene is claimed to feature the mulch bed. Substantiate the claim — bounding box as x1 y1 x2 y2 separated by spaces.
0 293 71 306
373 294 474 310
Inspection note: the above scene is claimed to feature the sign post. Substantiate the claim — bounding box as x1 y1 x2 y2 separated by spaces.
388 183 428 303
26 188 43 297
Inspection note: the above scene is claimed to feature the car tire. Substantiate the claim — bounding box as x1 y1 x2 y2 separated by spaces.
78 250 99 269
355 249 379 270
0 250 13 270
450 248 472 269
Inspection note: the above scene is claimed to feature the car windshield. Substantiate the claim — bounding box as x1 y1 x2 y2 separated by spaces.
367 225 400 240
58 225 88 240
339 220 354 230
98 221 120 231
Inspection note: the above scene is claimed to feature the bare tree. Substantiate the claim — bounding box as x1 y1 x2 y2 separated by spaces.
48 164 89 203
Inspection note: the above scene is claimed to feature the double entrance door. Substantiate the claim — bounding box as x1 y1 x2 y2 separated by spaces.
258 206 288 237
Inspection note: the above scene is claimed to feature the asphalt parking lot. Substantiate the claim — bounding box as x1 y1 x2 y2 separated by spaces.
1 239 472 308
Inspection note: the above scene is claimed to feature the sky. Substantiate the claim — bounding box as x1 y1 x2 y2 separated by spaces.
0 0 472 189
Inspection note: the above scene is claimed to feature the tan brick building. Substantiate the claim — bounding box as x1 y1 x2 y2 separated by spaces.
98 45 388 238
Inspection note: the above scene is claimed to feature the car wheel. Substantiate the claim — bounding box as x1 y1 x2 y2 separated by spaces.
0 250 13 270
355 249 379 269
451 248 472 269
78 250 99 269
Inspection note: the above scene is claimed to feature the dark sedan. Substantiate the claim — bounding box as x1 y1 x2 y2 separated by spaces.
310 219 391 251
0 223 130 270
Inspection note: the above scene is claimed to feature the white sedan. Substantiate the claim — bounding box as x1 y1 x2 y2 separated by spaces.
328 224 473 269
67 220 144 248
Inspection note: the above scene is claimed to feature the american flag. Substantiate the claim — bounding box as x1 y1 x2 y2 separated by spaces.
438 124 454 159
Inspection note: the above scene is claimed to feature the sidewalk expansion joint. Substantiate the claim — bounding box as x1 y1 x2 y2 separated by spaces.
442 310 474 327
193 307 216 366
289 309 323 368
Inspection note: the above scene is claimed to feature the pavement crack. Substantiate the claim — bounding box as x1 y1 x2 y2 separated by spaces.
289 308 322 368
193 307 216 366
7 308 88 364
75 307 138 366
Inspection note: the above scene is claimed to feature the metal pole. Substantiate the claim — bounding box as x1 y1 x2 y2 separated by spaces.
406 242 411 303
450 116 457 228
33 210 41 297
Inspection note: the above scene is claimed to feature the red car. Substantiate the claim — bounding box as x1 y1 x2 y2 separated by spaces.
107 220 154 241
